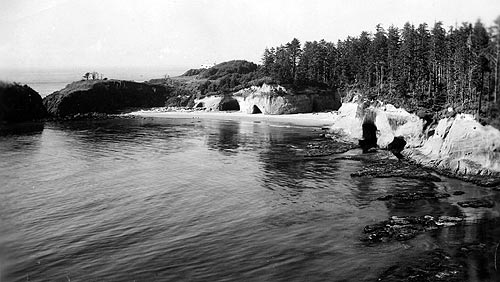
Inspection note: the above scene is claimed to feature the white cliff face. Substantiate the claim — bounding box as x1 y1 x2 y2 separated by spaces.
374 104 424 148
234 84 312 115
407 114 500 175
194 96 224 111
192 84 341 115
330 103 362 139
330 102 500 176
330 102 424 147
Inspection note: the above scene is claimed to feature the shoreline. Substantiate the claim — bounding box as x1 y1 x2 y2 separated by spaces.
127 105 500 188
128 109 338 128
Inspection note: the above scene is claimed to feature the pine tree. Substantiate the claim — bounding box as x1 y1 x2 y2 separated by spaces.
387 25 400 93
286 38 302 82
261 47 275 76
430 22 447 106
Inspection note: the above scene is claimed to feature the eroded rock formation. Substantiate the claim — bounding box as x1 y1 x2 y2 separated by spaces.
330 99 500 181
234 84 341 115
191 84 342 115
405 114 500 177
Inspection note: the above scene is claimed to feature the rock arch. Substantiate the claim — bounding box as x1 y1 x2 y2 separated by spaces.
252 105 262 114
219 99 240 111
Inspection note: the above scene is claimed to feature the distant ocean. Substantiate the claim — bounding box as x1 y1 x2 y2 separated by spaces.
0 67 187 97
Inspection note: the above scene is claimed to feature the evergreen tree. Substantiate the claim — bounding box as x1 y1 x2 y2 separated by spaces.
387 25 400 90
260 17 500 123
286 38 302 82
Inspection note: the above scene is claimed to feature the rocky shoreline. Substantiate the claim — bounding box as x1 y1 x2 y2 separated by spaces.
328 99 500 188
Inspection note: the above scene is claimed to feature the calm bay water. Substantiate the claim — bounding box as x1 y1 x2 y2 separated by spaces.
1 117 500 281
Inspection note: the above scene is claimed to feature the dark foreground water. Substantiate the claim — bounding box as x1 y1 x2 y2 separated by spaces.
1 117 500 281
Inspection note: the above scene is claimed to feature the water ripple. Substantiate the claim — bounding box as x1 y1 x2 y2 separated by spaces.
1 118 497 281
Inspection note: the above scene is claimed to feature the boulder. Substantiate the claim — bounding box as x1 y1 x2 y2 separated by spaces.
43 80 169 117
0 82 47 122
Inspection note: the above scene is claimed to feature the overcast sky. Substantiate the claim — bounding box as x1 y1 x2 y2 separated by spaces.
1 0 499 70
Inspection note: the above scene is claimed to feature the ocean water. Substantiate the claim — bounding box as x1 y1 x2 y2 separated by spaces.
0 67 186 97
1 117 500 281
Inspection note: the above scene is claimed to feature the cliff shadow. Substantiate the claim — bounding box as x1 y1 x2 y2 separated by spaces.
252 105 262 114
218 98 240 111
0 121 44 136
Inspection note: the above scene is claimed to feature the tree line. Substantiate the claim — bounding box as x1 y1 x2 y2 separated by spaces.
261 17 500 123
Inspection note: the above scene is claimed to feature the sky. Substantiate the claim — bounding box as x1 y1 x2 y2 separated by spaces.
1 0 499 71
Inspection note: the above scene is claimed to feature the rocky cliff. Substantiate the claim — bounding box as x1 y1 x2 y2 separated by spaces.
329 99 500 180
43 80 169 117
192 84 341 115
405 114 500 177
234 84 310 114
330 101 424 147
0 82 47 122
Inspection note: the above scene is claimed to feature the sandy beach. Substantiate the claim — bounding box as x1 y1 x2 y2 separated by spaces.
129 109 338 127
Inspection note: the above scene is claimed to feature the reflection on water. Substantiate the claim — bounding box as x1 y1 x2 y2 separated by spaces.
0 117 499 281
0 122 44 136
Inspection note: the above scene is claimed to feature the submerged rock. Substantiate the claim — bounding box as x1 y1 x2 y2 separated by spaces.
0 82 47 122
377 191 450 202
430 168 500 187
361 215 464 243
303 139 358 158
457 198 494 208
376 249 466 282
351 159 441 182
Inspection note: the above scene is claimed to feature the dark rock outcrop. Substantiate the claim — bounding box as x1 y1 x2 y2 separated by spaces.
43 80 169 117
218 96 240 111
377 191 451 202
359 109 378 153
310 93 342 112
387 136 407 159
351 159 441 182
302 139 358 158
361 215 464 243
376 249 466 281
457 198 495 208
0 82 47 122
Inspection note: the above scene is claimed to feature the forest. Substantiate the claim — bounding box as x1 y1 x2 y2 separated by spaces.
261 17 500 125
